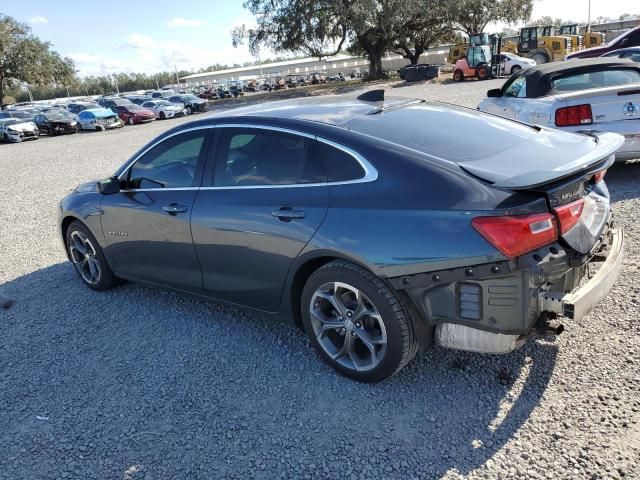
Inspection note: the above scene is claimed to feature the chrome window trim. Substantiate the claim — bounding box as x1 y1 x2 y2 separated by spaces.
117 123 378 192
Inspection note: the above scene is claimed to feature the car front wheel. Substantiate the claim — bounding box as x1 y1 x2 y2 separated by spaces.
66 221 117 291
511 65 522 75
301 260 420 382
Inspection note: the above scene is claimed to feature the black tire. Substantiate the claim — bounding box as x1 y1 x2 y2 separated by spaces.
476 64 490 80
530 52 549 65
65 221 118 291
510 65 522 75
301 260 420 382
453 69 464 82
159 111 166 120
49 127 57 136
185 106 192 115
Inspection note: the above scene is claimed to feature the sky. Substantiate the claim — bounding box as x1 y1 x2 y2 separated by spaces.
2 0 639 77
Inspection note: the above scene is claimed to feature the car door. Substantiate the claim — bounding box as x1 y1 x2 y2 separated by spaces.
190 126 329 312
100 127 212 291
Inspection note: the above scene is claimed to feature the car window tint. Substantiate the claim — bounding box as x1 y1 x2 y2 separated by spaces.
551 69 640 92
503 76 526 97
315 141 365 182
128 130 206 189
213 128 324 186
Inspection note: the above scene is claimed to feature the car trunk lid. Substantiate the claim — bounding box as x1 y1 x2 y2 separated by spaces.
457 130 623 189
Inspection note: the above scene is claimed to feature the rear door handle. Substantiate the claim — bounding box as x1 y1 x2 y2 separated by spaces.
272 206 306 220
162 203 189 215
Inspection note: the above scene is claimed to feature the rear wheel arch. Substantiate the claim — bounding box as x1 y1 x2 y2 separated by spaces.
287 253 375 329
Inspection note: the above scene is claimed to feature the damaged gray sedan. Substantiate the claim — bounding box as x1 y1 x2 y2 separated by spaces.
58 93 625 382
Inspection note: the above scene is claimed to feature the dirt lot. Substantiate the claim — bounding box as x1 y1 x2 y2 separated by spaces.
0 79 639 480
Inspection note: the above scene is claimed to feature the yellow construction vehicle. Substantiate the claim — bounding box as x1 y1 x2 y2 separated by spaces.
558 24 606 49
517 25 572 64
447 33 489 64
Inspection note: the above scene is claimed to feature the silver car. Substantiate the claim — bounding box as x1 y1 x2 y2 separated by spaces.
141 100 186 120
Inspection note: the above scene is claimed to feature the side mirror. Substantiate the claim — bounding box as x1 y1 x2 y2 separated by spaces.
487 88 502 98
98 176 120 195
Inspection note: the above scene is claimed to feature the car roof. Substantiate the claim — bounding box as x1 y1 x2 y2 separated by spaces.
520 58 639 97
208 94 410 125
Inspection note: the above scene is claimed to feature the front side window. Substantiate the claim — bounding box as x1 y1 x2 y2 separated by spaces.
127 130 207 189
213 128 324 186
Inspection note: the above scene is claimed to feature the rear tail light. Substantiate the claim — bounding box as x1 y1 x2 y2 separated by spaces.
472 213 558 259
592 169 607 184
555 104 593 126
553 199 585 234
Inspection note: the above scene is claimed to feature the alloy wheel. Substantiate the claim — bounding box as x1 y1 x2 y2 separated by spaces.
68 230 102 285
309 282 387 372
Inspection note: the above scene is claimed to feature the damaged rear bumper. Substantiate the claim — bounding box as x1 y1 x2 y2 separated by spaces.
541 226 624 322
389 226 624 354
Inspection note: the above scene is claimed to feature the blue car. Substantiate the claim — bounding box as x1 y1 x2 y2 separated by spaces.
77 108 123 131
58 93 624 382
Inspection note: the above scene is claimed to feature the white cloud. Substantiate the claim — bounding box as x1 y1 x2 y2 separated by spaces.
29 16 48 25
168 17 207 28
126 33 155 49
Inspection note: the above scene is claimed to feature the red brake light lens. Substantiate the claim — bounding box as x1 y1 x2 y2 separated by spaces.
592 169 607 184
553 199 585 234
472 213 558 259
555 104 593 127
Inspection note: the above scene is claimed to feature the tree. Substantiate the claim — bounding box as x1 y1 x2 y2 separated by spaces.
0 14 76 103
390 1 456 65
234 0 460 79
452 0 534 35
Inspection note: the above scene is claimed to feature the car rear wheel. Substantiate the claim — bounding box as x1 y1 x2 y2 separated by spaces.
66 221 117 291
510 65 522 75
159 111 166 120
301 260 420 382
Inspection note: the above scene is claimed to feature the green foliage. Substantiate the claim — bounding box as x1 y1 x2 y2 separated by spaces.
0 14 76 102
452 0 534 35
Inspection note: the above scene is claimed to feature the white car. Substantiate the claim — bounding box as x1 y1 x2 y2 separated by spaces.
478 58 640 161
141 100 186 120
0 118 39 143
497 52 536 75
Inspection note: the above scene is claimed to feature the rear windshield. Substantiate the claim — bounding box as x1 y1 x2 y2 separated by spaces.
551 68 640 92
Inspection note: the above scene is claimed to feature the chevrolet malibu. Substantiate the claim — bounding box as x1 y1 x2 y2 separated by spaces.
59 93 624 382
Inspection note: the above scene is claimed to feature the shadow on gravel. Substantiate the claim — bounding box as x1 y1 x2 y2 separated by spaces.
0 262 557 479
607 161 640 201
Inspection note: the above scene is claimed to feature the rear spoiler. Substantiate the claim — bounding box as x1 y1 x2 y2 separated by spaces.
485 132 624 190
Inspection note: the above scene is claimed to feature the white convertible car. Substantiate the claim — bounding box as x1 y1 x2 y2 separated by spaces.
478 58 640 161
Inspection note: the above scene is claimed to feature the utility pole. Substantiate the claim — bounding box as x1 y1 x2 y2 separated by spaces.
112 75 120 94
174 64 180 86
587 0 591 32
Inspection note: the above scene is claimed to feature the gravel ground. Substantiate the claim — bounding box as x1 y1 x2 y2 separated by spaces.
0 79 639 480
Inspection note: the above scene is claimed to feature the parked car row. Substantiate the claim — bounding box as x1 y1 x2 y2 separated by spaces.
0 91 209 144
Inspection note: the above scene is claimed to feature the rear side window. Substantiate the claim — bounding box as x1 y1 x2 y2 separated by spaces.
503 76 527 97
213 128 324 186
315 141 365 182
551 69 640 92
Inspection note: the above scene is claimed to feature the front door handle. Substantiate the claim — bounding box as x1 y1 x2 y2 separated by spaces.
162 203 188 215
272 206 306 221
